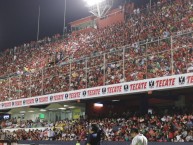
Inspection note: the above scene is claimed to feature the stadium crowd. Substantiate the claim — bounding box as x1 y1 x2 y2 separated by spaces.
0 107 193 142
0 0 193 100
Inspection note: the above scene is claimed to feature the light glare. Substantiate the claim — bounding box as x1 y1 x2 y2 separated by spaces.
84 0 106 6
112 100 120 102
58 108 66 110
94 103 103 107
20 111 26 113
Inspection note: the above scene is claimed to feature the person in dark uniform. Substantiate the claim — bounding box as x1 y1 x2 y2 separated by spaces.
85 124 102 145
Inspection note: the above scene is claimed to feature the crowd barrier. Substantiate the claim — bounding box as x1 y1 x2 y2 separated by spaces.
17 140 193 145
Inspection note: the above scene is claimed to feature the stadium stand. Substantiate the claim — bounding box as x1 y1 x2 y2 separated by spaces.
0 0 193 101
0 1 193 144
0 107 193 142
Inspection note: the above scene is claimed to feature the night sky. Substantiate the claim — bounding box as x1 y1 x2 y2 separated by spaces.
0 0 150 51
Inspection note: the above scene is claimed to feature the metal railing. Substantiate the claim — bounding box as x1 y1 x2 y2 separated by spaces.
0 30 193 101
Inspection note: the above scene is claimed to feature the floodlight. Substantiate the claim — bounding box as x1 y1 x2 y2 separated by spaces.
84 0 114 18
84 0 106 6
48 109 57 111
94 103 103 107
112 100 120 102
58 108 66 110
69 106 75 109
20 111 26 114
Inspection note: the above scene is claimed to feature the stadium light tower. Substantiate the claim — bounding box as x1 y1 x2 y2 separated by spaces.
84 0 114 18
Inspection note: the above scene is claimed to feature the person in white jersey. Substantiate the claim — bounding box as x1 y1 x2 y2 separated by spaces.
130 128 148 145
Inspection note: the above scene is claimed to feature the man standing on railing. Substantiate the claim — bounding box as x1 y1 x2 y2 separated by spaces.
130 128 148 145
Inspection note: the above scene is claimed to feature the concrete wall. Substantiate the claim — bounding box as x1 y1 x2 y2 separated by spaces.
17 140 193 145
97 9 124 29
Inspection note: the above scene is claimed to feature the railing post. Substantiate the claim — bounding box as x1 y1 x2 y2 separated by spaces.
70 60 72 90
8 77 11 100
19 75 21 99
171 36 174 75
123 47 125 82
158 37 160 45
146 42 148 79
103 53 106 86
86 57 88 88
42 68 44 95
30 73 32 98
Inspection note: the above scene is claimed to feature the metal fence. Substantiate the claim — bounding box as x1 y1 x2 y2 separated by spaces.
0 30 193 100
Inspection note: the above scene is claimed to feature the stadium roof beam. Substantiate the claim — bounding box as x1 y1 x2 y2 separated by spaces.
84 0 114 18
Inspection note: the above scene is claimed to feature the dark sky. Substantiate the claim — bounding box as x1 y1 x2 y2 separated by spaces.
0 0 150 51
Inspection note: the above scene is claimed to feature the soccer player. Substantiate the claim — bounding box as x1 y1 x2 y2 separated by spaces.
130 128 148 145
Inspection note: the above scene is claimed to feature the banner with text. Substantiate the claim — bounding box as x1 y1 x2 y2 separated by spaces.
0 73 193 110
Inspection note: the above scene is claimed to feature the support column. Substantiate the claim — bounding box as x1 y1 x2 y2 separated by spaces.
139 94 149 115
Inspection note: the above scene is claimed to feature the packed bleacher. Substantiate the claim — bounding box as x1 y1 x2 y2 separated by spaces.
0 0 193 101
1 0 193 143
0 107 193 142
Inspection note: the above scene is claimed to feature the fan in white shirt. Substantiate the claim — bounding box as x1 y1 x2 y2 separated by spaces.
130 128 148 145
